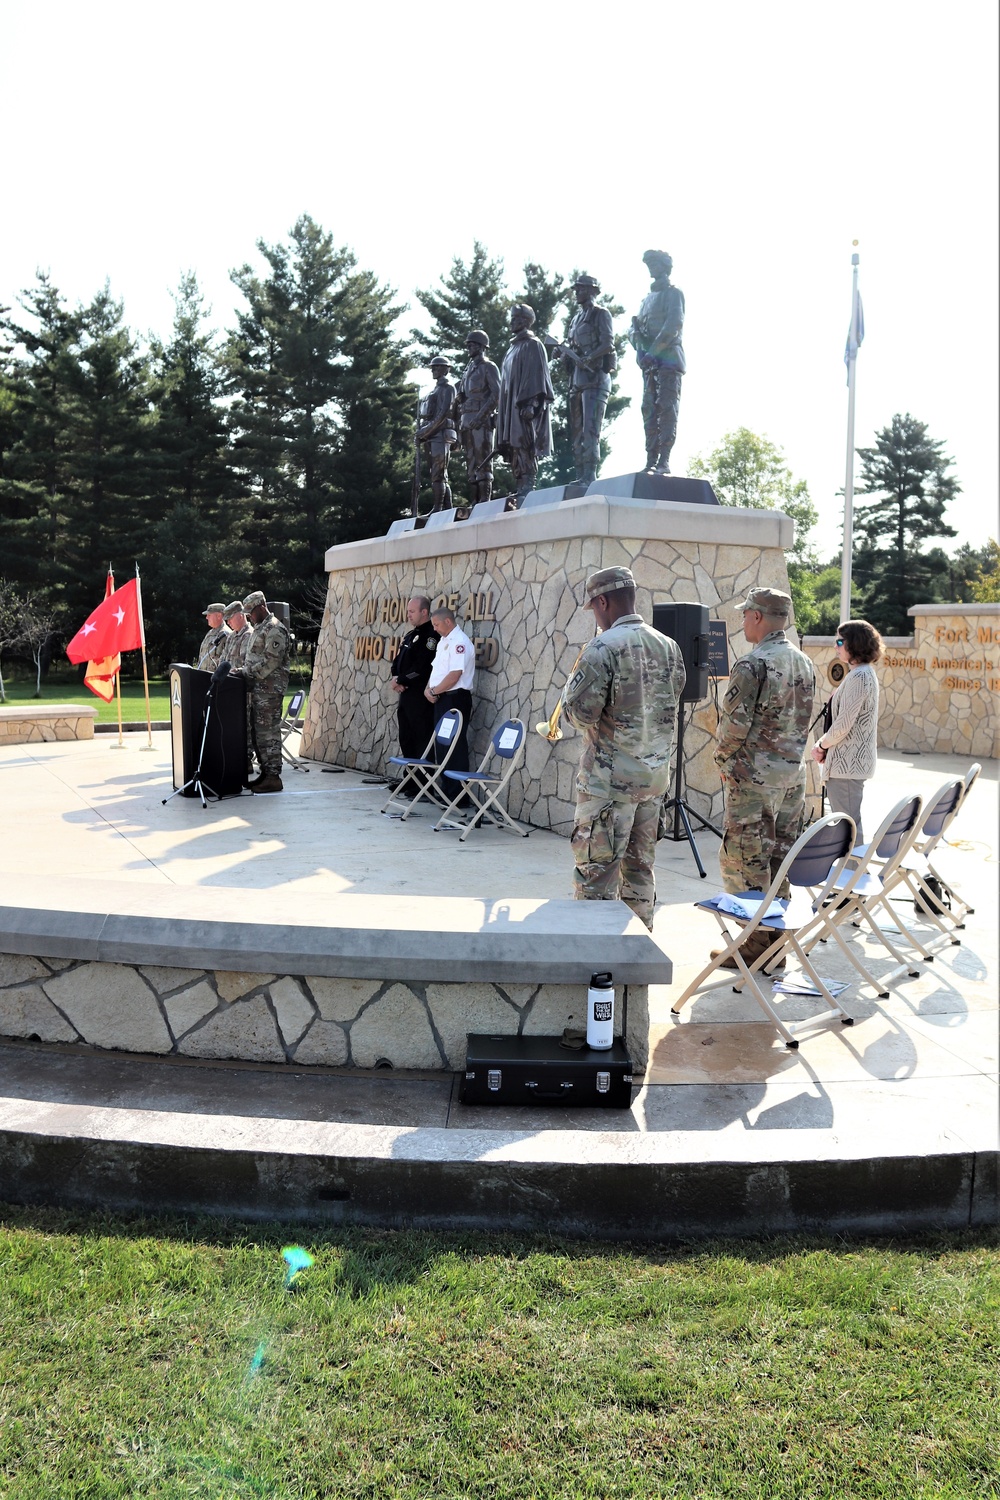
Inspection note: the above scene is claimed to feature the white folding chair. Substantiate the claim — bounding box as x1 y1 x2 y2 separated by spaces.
801 794 925 997
280 689 308 773
910 762 982 929
879 778 966 952
380 708 464 820
671 813 858 1048
432 718 530 842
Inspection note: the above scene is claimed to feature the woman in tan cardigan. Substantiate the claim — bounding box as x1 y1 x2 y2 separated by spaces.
811 619 883 844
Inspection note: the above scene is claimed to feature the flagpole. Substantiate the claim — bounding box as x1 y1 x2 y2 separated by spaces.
840 246 860 627
107 564 126 750
134 565 155 752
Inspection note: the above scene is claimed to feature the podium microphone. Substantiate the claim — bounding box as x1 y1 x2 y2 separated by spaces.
210 660 231 685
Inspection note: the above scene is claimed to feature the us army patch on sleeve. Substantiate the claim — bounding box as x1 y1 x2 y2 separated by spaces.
725 682 741 703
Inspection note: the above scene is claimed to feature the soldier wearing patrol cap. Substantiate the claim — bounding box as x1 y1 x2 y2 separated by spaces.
195 602 230 673
220 601 252 671
712 586 815 966
418 356 458 512
547 274 616 492
229 590 291 794
456 331 501 506
560 565 686 930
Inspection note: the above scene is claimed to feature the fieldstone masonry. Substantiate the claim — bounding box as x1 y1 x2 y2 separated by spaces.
0 703 96 745
0 952 648 1071
303 495 796 832
805 604 999 761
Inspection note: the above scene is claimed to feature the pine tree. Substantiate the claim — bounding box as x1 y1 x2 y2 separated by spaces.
227 215 412 624
853 413 959 633
411 242 509 368
143 273 246 667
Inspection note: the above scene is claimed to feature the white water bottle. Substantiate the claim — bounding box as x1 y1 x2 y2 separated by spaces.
586 971 615 1050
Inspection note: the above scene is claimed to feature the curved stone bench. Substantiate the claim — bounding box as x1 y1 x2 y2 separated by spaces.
0 876 669 1072
0 703 97 745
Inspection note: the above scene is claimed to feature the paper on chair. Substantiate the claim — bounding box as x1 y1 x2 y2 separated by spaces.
437 719 456 740
716 893 786 921
498 727 519 751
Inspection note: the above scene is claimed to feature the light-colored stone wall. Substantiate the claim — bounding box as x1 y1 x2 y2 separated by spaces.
302 495 794 832
804 604 1000 762
0 704 96 744
0 951 648 1071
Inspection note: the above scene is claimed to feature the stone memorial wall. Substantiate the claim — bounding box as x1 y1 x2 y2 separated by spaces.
302 494 795 833
804 604 999 761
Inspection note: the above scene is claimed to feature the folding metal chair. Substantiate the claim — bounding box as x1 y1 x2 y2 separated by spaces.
671 813 858 1048
910 762 981 928
280 689 308 773
800 794 926 997
879 778 966 951
432 718 530 842
380 708 464 821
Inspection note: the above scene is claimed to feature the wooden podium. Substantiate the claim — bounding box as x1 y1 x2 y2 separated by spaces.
168 664 247 799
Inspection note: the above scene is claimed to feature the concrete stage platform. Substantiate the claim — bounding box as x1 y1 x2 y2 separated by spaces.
0 732 996 1238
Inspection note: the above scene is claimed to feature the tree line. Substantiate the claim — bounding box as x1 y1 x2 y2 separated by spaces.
0 221 631 672
1 214 992 678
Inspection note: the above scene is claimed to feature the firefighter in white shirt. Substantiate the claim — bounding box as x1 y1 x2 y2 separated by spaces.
424 606 476 783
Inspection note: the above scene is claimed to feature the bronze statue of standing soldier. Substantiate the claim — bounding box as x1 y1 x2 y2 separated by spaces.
545 272 616 494
455 330 501 506
418 355 458 511
629 249 685 476
497 303 554 504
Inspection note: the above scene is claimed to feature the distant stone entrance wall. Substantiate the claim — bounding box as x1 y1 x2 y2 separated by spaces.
804 604 999 761
302 494 794 833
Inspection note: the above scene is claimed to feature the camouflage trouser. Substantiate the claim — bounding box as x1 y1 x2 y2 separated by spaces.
571 794 661 930
719 774 806 899
251 687 284 777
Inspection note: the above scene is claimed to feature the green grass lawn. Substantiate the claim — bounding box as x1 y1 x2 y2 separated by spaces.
0 675 310 725
1 1210 997 1498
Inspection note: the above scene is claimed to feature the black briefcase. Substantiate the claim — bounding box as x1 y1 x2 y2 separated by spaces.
461 1033 634 1110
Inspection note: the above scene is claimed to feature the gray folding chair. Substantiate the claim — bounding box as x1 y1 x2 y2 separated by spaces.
280 689 308 773
672 813 858 1048
432 718 530 842
879 778 966 952
381 708 464 820
910 762 982 928
801 794 925 997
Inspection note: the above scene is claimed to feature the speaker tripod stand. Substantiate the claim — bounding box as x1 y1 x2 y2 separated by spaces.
661 700 723 878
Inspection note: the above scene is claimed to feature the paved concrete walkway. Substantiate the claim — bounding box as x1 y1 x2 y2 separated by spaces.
0 732 996 1233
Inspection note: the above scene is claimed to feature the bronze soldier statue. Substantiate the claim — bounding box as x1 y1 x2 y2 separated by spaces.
629 249 685 476
545 274 615 494
497 304 554 504
455 331 500 506
418 356 458 512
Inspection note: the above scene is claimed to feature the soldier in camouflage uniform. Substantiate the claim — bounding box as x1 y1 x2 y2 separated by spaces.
221 600 254 778
232 590 291 794
220 601 251 670
714 588 815 955
195 602 230 672
561 566 686 930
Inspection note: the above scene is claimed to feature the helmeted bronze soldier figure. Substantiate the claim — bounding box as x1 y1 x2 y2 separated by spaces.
455 330 501 506
418 355 458 512
629 249 685 475
547 273 616 493
497 303 554 504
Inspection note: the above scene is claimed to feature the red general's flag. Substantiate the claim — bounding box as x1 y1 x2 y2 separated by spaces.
82 570 120 702
66 577 143 664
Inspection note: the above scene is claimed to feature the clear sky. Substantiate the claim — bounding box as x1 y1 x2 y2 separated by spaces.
4 0 997 560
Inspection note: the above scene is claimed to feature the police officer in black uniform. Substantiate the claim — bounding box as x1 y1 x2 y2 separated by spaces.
390 596 439 781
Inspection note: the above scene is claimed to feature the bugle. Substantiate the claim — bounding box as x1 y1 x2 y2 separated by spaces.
535 644 587 743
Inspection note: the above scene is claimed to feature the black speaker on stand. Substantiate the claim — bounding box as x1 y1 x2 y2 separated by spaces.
652 602 724 878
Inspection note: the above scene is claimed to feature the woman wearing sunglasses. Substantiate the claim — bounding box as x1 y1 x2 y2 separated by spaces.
811 619 884 844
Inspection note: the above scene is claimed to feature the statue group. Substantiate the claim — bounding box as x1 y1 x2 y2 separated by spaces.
416 249 686 511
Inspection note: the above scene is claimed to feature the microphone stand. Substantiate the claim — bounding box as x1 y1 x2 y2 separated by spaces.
163 664 229 809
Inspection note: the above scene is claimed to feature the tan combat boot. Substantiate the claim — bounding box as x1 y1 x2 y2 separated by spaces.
251 774 283 794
